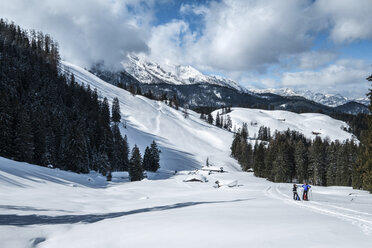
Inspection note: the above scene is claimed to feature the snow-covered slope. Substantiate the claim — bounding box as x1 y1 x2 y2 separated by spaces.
62 61 240 173
213 108 356 142
123 54 245 92
2 156 372 248
251 88 368 107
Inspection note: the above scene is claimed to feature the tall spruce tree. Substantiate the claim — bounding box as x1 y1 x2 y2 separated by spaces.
111 124 129 171
149 140 161 172
142 146 151 171
129 145 144 181
111 97 121 123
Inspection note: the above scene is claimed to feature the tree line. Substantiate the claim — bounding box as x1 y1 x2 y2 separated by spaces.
231 126 359 187
0 19 160 181
231 82 372 193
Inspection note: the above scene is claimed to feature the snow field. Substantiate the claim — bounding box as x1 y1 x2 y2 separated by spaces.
1 158 372 247
213 107 356 142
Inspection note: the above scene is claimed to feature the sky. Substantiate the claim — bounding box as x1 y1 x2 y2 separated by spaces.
0 0 371 98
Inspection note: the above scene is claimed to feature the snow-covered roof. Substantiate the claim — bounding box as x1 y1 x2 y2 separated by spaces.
183 174 207 182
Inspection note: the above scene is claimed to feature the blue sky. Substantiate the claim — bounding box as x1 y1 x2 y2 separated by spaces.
1 0 371 98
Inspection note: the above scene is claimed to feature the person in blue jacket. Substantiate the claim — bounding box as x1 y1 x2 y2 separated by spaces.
302 182 311 201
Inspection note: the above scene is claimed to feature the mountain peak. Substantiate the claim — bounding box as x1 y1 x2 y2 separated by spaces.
123 54 246 91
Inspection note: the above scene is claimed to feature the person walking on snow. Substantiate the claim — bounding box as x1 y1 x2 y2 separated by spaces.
302 182 311 201
293 184 300 200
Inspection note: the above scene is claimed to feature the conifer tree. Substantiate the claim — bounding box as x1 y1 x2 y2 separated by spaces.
207 113 214 124
215 112 220 127
253 142 265 177
111 124 129 171
149 140 161 172
129 145 144 181
111 97 121 123
101 97 110 127
142 146 151 171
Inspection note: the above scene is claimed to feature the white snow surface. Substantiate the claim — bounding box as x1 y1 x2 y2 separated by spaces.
123 54 246 92
213 108 356 142
1 157 372 248
1 62 371 248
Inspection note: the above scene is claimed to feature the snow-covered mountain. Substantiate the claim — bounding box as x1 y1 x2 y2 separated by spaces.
1 61 370 248
250 88 369 107
123 54 246 92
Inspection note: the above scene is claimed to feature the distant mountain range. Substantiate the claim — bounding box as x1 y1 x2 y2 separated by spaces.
123 55 368 108
90 55 369 115
250 88 369 108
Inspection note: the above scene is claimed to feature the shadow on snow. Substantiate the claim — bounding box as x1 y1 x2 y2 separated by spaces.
0 199 253 226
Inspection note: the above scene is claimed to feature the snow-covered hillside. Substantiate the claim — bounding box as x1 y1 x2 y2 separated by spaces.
1 62 372 248
250 88 369 107
213 108 356 142
123 54 245 92
62 61 240 173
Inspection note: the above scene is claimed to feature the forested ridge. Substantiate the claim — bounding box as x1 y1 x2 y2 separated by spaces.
0 20 160 180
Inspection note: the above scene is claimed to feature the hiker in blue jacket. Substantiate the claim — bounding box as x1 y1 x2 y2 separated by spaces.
302 182 311 201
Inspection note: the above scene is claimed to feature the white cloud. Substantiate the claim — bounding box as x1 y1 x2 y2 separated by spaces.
0 0 153 68
148 0 372 75
149 0 316 72
146 20 196 67
281 59 370 97
315 0 372 43
297 51 337 69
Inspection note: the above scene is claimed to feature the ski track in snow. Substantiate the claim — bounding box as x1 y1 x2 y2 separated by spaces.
265 184 372 235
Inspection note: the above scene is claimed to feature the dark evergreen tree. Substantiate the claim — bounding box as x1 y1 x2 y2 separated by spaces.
253 142 265 177
111 124 129 171
101 97 110 127
149 140 161 172
129 145 144 181
207 113 214 124
142 146 151 171
111 97 121 123
215 112 220 127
